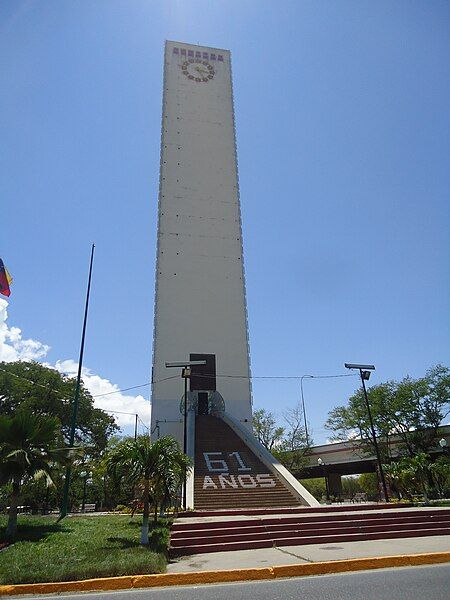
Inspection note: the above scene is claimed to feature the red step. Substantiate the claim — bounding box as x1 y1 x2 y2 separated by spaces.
171 526 450 556
171 520 450 548
171 512 450 540
183 502 413 518
172 507 439 532
170 507 450 556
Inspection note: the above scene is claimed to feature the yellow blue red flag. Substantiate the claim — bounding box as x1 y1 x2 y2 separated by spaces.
0 259 12 297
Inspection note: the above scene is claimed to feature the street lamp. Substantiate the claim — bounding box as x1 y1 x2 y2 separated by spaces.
344 363 389 502
300 375 314 447
439 438 448 456
165 359 206 509
317 458 330 502
100 475 106 511
80 471 92 512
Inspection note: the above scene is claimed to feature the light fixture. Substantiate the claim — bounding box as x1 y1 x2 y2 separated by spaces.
165 360 207 368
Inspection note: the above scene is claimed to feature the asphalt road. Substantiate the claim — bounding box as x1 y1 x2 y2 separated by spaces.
17 564 450 600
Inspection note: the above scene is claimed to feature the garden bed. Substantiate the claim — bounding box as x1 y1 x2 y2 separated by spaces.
0 515 170 584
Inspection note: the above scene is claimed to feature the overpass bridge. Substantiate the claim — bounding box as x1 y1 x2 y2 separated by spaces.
295 425 450 498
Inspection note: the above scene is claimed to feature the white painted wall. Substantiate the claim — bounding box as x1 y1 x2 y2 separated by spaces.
151 41 252 444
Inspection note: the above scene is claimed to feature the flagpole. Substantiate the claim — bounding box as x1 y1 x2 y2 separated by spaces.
60 244 95 520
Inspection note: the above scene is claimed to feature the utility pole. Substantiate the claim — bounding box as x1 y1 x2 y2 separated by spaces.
300 375 314 446
60 244 95 519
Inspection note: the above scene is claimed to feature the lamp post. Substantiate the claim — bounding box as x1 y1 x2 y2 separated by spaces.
80 471 92 512
439 438 449 456
165 360 206 509
344 363 389 502
300 375 314 447
317 458 330 502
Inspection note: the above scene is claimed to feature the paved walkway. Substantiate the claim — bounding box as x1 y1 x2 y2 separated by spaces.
167 534 450 573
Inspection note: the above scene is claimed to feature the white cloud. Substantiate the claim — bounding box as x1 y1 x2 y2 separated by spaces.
0 299 50 362
54 360 151 431
0 298 150 433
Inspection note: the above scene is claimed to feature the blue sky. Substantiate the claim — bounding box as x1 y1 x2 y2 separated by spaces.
1 1 449 442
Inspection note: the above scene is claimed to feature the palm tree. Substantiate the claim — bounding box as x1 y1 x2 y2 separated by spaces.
429 456 450 497
408 452 432 501
107 435 191 545
0 411 81 539
384 461 404 500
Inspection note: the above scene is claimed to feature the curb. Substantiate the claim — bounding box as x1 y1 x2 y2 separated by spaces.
1 552 449 596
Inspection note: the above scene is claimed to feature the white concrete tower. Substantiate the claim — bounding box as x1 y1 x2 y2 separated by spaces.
151 41 252 444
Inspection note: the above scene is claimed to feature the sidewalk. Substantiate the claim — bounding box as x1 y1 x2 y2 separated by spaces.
167 534 450 573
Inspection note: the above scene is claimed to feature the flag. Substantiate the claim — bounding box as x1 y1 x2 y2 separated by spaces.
0 259 12 297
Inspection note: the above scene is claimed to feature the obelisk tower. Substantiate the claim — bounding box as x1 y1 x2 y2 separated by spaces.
151 41 252 444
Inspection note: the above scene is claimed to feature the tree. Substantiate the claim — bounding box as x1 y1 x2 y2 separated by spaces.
386 454 433 500
358 473 380 501
107 435 191 545
0 361 118 455
99 436 136 510
0 411 81 539
325 365 450 461
341 475 363 499
281 404 309 451
275 404 310 471
252 405 311 472
252 408 285 451
384 461 406 500
404 453 432 500
299 477 326 501
429 456 450 498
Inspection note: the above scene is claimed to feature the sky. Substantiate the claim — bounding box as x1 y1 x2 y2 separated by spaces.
1 1 449 443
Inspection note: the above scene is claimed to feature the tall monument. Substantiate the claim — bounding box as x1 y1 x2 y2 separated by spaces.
151 41 318 509
151 41 252 444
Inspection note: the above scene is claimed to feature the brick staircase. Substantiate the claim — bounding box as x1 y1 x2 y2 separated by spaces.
170 507 450 556
194 415 300 510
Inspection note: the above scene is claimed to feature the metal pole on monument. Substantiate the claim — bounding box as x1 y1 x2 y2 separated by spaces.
59 244 95 520
182 367 190 509
165 360 206 509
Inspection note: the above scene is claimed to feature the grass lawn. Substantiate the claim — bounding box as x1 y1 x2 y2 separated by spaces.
0 515 170 585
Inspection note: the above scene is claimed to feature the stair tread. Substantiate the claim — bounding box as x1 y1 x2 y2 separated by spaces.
171 520 450 545
172 517 450 538
171 526 450 554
